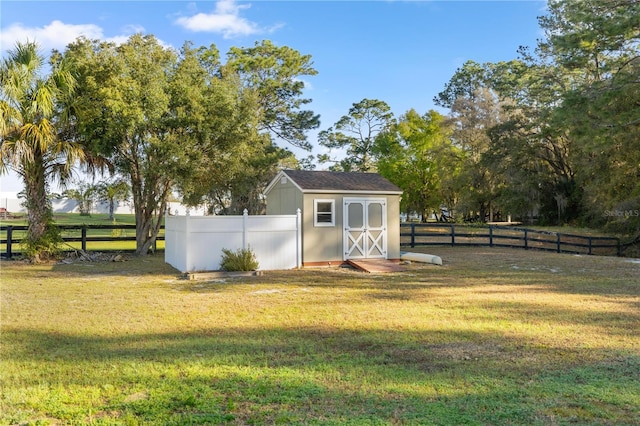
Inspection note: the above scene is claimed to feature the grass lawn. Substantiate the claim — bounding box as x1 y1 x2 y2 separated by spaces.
1 247 639 425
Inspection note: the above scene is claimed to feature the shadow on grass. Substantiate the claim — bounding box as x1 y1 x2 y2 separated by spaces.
3 325 639 424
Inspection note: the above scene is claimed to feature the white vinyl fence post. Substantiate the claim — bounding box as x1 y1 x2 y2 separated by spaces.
165 209 173 267
296 208 302 268
243 209 249 250
185 210 191 272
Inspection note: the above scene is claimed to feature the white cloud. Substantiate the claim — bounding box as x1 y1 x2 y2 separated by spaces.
174 0 261 38
0 20 172 54
121 24 146 35
0 20 104 52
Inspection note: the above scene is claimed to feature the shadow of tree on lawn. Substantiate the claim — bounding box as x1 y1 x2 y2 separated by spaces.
3 325 639 425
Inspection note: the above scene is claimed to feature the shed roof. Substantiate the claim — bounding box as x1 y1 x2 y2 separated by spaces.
267 170 402 194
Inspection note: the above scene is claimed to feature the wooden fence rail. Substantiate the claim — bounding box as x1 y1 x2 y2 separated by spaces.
2 223 624 259
1 225 165 259
400 223 621 256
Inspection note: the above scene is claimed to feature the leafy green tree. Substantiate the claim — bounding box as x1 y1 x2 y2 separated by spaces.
63 35 178 255
436 56 582 224
175 41 320 214
0 41 89 258
490 54 586 224
318 98 394 172
168 43 287 216
226 40 320 151
434 60 491 109
64 35 320 251
538 0 640 232
435 62 518 221
375 109 460 222
436 0 639 231
448 87 512 222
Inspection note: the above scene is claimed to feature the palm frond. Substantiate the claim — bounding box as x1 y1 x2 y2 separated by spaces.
30 80 56 118
20 120 55 153
0 100 21 136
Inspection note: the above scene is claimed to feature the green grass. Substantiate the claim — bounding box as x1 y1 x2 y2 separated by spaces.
1 247 638 425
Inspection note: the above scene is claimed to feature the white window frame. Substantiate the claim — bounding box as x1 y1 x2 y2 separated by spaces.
314 199 335 227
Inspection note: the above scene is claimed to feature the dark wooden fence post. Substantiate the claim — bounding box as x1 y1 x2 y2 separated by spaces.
588 237 593 255
524 229 528 250
556 233 561 253
81 226 87 252
6 226 13 259
451 224 455 246
489 226 494 247
410 224 416 248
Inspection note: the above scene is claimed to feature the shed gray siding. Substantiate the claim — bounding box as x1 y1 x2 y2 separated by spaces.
265 174 303 216
301 192 343 263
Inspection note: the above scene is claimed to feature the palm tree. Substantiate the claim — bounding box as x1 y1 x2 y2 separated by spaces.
0 41 87 258
62 180 96 216
94 178 130 221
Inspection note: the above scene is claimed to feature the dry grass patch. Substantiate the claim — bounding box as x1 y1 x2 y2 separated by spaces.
1 247 638 425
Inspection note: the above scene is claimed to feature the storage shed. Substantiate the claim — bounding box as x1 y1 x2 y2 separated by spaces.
264 170 403 266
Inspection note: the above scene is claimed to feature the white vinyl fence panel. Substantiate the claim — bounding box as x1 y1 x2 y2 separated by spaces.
165 209 301 272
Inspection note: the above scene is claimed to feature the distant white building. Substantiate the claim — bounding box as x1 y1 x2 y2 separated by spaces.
0 192 22 213
0 192 206 216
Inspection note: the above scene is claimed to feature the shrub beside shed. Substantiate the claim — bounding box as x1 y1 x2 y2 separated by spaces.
264 170 403 266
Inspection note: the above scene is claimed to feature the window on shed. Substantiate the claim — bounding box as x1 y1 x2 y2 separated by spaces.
314 199 335 226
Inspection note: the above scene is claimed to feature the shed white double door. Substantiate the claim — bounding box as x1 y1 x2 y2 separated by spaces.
343 197 387 260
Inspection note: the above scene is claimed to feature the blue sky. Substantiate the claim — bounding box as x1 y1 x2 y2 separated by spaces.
0 0 547 192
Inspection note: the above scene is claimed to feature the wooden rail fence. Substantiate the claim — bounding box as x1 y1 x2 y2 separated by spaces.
2 223 624 259
1 225 165 259
400 223 621 256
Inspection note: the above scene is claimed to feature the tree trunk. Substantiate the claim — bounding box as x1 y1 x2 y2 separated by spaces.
421 207 429 223
131 168 170 256
134 198 167 255
109 199 115 221
132 179 153 256
22 150 57 257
